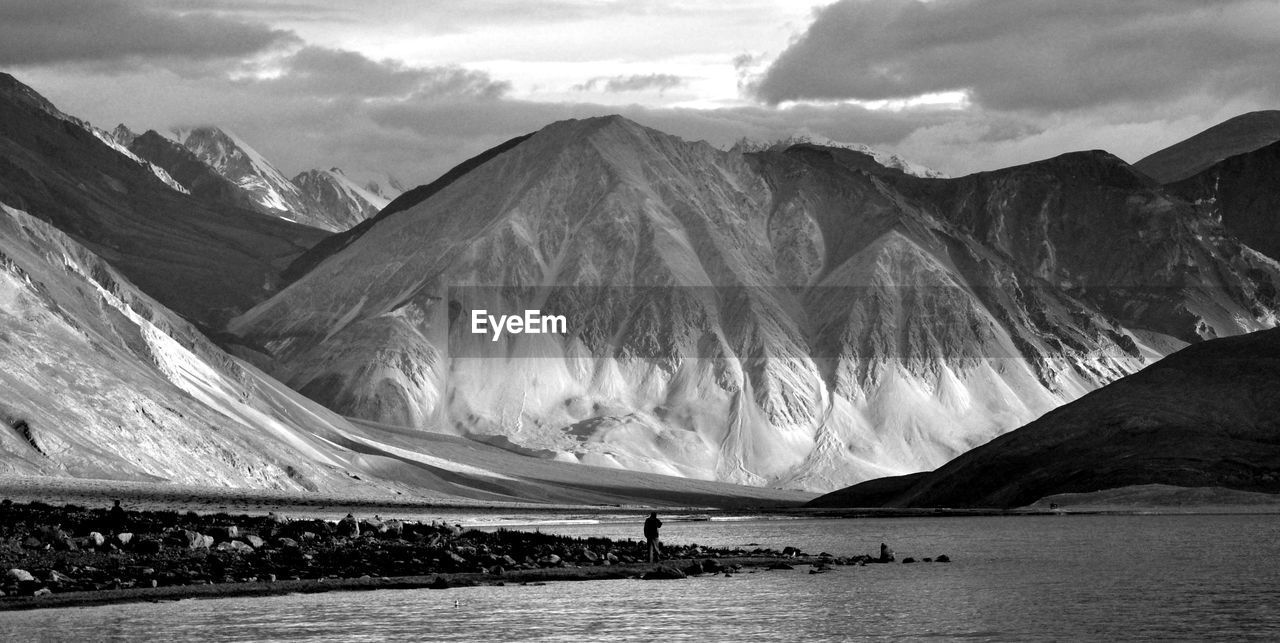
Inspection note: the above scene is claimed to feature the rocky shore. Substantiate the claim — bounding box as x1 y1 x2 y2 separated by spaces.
0 500 947 611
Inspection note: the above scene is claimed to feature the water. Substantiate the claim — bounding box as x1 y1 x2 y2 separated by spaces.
3 514 1279 641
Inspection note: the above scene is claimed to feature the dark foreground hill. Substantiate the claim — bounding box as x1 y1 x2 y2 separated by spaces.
809 328 1280 508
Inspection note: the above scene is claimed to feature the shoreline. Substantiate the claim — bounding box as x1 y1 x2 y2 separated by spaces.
0 556 832 612
1 500 896 612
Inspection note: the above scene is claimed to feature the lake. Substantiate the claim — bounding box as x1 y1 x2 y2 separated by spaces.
3 514 1279 641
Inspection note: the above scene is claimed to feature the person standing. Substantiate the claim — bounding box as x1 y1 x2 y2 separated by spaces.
644 512 662 562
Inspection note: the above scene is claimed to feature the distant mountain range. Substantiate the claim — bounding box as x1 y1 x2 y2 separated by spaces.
2 71 1280 505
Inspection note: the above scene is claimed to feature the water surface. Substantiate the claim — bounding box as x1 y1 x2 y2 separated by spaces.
4 514 1278 641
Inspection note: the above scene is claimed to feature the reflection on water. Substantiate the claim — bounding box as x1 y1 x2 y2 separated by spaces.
4 515 1280 641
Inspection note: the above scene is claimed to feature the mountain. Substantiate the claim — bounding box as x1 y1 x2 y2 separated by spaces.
1134 111 1280 184
292 167 390 231
164 127 386 232
807 327 1280 508
0 74 326 328
127 129 267 213
0 201 805 507
227 115 1278 492
911 150 1278 344
1165 140 1280 263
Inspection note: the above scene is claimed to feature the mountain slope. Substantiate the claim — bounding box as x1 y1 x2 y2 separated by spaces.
232 116 1254 491
0 74 326 328
1134 111 1280 184
808 327 1280 508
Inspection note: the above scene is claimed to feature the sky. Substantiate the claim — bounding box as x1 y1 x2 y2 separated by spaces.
3 0 1279 187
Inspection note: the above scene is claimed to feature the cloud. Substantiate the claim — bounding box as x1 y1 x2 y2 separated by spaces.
756 0 1280 112
574 74 686 94
0 0 298 67
247 47 509 100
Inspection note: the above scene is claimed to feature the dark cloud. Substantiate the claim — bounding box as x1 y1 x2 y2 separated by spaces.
248 47 509 100
573 74 686 94
0 0 298 67
756 0 1280 111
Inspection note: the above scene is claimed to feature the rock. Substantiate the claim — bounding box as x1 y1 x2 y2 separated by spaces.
902 558 916 564
427 576 450 590
701 559 722 574
642 566 687 580
922 557 933 563
200 534 215 549
215 541 255 555
336 514 360 539
276 537 299 550
6 569 35 583
22 537 44 549
167 529 209 550
241 534 266 550
87 532 106 549
48 570 76 584
579 547 599 563
32 587 52 597
446 551 468 566
605 552 619 564
262 574 277 583
540 554 562 566
782 546 801 557
115 532 133 547
936 555 951 563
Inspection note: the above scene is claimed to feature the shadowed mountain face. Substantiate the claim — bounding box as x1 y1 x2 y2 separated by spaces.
0 74 326 328
807 327 1280 509
1167 140 1280 263
229 116 1280 491
1134 111 1280 184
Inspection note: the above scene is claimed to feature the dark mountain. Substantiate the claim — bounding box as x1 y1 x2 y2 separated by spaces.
1166 139 1280 263
0 73 326 327
1133 111 1280 184
808 327 1280 508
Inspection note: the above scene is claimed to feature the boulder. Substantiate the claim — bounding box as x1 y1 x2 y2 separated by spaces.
32 587 52 597
902 558 916 564
936 555 951 563
6 569 35 583
87 532 106 549
22 537 44 549
539 554 562 566
241 534 266 550
115 532 133 547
